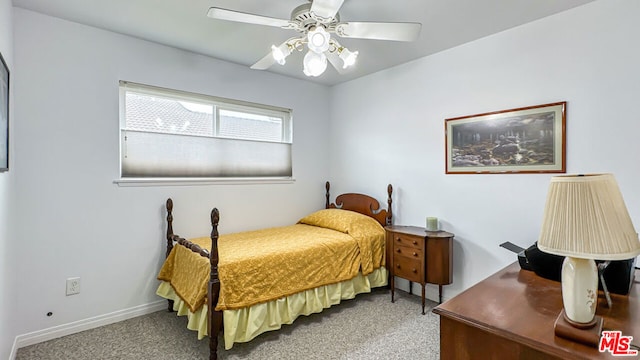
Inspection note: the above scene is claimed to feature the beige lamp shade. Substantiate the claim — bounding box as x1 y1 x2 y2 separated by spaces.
537 173 640 260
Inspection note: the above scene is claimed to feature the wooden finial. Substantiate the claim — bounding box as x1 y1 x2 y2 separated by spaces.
211 208 220 229
325 181 331 209
387 184 393 225
166 198 175 257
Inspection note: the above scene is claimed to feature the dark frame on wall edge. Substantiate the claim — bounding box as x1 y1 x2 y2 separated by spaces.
0 51 8 172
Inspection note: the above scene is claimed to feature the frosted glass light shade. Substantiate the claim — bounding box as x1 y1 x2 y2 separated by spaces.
538 173 640 260
271 43 292 65
339 48 358 68
302 50 327 77
307 26 330 53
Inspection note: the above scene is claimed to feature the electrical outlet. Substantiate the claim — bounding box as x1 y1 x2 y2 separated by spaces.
66 277 80 296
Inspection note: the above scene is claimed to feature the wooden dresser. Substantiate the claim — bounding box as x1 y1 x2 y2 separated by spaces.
433 262 640 359
385 225 453 314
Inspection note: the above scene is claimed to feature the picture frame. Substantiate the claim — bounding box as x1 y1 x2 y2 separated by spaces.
445 101 566 174
0 51 8 172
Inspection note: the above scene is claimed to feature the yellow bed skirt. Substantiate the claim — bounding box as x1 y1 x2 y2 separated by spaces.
156 266 388 350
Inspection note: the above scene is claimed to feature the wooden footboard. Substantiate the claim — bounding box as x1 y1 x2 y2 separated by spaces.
164 181 393 360
165 200 221 359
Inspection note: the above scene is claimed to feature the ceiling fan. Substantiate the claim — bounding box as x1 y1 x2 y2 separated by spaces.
207 0 422 77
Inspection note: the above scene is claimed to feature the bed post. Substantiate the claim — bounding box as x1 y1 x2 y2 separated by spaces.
165 198 175 312
386 184 393 225
208 208 222 360
325 181 331 209
166 199 175 257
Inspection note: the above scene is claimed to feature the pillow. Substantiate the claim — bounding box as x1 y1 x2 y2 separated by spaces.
297 208 383 235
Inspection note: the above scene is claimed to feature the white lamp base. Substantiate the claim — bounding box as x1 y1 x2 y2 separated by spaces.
553 257 602 347
561 256 598 325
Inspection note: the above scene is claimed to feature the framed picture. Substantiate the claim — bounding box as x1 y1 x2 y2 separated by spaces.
0 52 8 172
445 101 566 174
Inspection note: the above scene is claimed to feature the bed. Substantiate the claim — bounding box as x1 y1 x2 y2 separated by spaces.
156 181 393 360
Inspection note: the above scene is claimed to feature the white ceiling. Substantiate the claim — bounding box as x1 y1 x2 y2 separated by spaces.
12 0 595 86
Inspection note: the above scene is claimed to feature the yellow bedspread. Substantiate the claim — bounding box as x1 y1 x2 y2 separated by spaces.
157 209 385 312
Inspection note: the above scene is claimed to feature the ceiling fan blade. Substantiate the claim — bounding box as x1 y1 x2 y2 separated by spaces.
250 51 277 70
335 22 422 42
310 0 345 21
326 51 347 74
207 7 293 28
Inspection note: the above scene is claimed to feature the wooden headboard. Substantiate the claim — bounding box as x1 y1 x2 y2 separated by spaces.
324 181 393 226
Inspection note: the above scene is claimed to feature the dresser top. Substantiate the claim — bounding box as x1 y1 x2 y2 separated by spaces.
385 225 454 238
434 262 640 359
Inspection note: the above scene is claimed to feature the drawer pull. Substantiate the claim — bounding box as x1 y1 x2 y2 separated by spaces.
413 240 418 245
397 248 401 253
396 237 402 242
413 252 418 257
396 264 401 269
412 268 417 273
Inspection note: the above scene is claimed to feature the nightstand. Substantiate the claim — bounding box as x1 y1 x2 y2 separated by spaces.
385 225 454 314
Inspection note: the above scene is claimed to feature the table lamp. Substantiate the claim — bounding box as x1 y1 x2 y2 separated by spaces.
537 173 640 345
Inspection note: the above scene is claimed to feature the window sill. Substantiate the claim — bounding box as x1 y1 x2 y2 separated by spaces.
114 177 295 187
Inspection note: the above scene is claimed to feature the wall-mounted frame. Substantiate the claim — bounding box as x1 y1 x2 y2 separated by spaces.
0 52 8 172
445 101 566 174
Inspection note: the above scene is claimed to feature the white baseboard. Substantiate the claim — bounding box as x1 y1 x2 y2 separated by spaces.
9 300 167 360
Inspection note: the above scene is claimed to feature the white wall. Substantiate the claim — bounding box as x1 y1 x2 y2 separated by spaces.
0 0 13 358
330 0 640 301
9 0 640 351
11 7 330 345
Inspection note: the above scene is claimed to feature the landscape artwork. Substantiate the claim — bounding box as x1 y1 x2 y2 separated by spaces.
445 102 566 174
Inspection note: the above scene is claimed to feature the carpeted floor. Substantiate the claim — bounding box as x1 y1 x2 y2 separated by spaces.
16 289 440 360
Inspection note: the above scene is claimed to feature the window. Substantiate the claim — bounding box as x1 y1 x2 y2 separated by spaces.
119 81 292 179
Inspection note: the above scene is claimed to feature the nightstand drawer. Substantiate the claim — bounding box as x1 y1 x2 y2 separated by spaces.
394 245 424 261
393 255 422 282
392 233 423 250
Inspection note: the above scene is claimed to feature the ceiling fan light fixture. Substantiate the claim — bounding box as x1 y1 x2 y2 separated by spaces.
207 2 422 78
303 50 327 77
307 26 331 53
271 43 292 65
339 48 358 68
